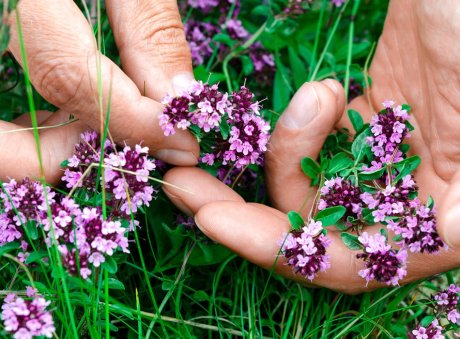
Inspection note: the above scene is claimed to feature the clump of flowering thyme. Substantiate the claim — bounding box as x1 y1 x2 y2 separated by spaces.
409 284 460 338
282 101 445 285
0 131 157 278
181 0 275 87
1 287 55 339
160 81 270 174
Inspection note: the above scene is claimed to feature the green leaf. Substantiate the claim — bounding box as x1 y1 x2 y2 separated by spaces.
393 155 421 181
102 256 118 274
0 241 20 256
239 55 254 75
379 228 388 240
327 152 353 174
25 251 48 265
107 278 125 290
351 129 371 163
273 60 291 112
287 211 304 230
193 290 209 302
427 195 435 210
347 109 364 133
405 120 415 131
314 206 346 226
212 33 235 46
334 220 349 231
358 167 385 181
393 234 402 242
193 66 226 84
420 315 436 328
219 118 230 140
340 233 362 250
288 48 307 88
401 103 411 113
24 220 38 240
0 24 9 56
301 157 320 179
60 159 69 167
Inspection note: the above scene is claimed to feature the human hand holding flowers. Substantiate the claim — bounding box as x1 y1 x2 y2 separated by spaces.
163 0 460 294
2 0 199 183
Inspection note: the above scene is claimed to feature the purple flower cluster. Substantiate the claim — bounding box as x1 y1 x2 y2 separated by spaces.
346 77 363 102
182 0 274 85
186 0 239 20
62 131 157 217
0 131 155 278
161 81 270 169
184 20 220 65
56 206 130 278
360 174 444 254
318 177 363 224
62 130 113 190
248 42 276 87
0 178 55 246
284 0 312 16
104 145 156 214
280 220 331 281
1 287 55 339
410 319 444 339
356 232 407 286
365 101 410 172
432 284 460 324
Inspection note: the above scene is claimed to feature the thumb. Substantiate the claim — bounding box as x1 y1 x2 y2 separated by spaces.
437 171 460 249
265 80 345 214
106 0 194 101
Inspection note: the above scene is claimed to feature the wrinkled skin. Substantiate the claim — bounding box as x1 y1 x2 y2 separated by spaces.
163 0 460 294
3 0 199 183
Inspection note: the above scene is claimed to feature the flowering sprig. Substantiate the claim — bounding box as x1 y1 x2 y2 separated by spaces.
160 81 270 172
280 220 331 280
409 284 460 338
282 101 445 284
1 287 55 339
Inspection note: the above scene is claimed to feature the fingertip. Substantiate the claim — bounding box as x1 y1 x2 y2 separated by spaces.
321 78 346 117
162 167 244 216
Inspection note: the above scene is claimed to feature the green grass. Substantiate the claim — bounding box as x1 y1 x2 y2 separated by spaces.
1 0 459 338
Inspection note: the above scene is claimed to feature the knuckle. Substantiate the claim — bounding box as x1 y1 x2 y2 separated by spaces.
34 57 86 108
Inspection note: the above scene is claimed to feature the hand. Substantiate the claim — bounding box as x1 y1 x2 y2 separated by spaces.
3 0 199 183
162 0 460 294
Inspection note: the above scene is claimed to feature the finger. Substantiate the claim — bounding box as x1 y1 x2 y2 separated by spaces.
8 1 199 165
13 110 53 127
106 0 194 100
437 171 460 249
163 167 243 216
195 201 460 294
0 110 87 184
266 80 345 214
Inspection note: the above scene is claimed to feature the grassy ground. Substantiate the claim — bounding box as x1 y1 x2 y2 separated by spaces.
1 0 459 338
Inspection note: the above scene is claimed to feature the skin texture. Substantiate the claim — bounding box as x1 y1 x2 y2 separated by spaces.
163 0 460 294
3 0 199 183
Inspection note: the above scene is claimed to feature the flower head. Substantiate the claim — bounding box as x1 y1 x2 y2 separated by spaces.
1 291 55 338
281 220 331 281
356 232 407 285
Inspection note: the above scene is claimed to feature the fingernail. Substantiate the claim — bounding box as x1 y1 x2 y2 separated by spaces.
194 216 218 242
154 149 198 165
172 73 195 96
322 79 339 95
279 83 319 129
443 209 460 248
